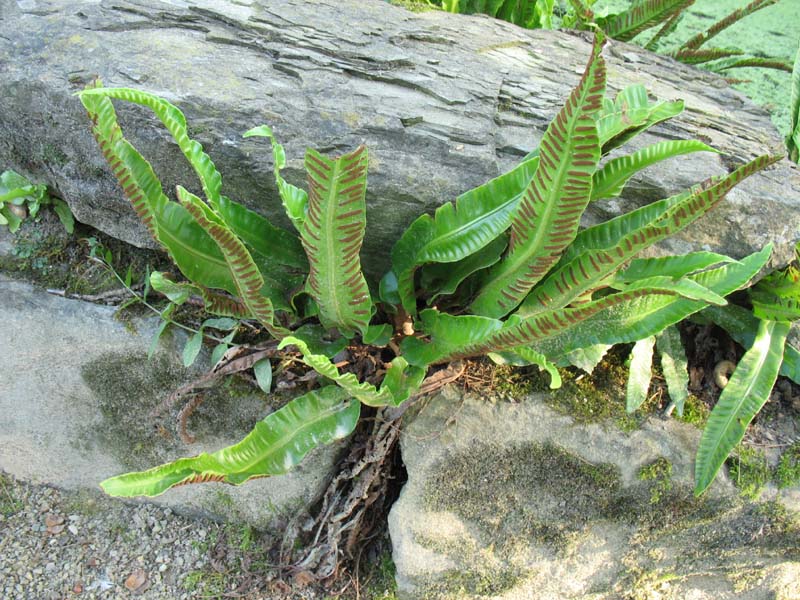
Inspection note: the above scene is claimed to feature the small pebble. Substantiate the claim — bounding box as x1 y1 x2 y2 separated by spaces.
0 475 228 599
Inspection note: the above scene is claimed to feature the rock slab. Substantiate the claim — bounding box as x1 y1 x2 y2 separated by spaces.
1 0 799 275
0 275 337 529
389 391 800 599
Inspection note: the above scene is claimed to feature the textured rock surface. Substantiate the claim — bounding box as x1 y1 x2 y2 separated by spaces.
1 0 799 276
389 390 800 599
0 274 338 529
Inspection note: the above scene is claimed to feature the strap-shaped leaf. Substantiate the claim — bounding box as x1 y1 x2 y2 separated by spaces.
390 156 539 315
557 191 687 268
618 252 736 282
694 319 790 496
279 336 420 406
100 386 359 497
626 336 655 413
79 87 223 208
512 346 562 389
80 88 164 240
750 259 800 322
700 304 800 385
656 324 690 416
611 275 727 305
80 85 299 302
597 0 695 42
407 249 770 368
216 196 307 312
402 310 505 367
217 196 306 270
302 146 372 336
682 0 777 51
243 125 309 231
530 246 772 358
408 287 677 366
178 187 288 338
599 93 685 155
81 89 242 294
471 33 606 318
519 154 778 315
380 356 427 405
561 343 610 372
592 140 719 201
595 85 652 148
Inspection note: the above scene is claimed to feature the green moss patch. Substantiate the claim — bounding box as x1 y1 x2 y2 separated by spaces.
776 442 800 489
638 458 673 505
512 347 659 430
424 442 622 552
727 445 771 501
79 351 268 470
0 212 166 296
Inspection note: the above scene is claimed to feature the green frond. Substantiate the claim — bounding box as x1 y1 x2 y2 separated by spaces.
100 386 359 497
700 304 800 385
178 187 288 338
694 319 790 495
243 125 309 231
79 87 223 208
626 336 655 413
591 139 719 201
470 33 607 318
519 154 775 316
596 87 684 154
301 146 372 337
656 324 689 415
529 246 771 358
597 0 695 42
390 156 539 315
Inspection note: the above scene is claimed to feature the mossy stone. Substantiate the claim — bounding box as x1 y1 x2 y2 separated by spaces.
79 351 268 471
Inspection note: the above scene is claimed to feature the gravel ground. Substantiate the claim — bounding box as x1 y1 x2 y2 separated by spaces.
0 473 228 600
0 473 395 600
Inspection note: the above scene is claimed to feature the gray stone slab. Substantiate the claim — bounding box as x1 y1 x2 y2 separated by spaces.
389 390 800 599
0 275 337 528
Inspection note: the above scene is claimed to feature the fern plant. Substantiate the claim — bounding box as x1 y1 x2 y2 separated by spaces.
79 32 782 499
431 0 792 76
596 0 793 75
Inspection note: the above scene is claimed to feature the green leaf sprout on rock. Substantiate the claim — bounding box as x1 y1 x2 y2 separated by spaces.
0 170 74 234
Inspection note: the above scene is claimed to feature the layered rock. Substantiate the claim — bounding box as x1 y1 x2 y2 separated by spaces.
1 0 799 276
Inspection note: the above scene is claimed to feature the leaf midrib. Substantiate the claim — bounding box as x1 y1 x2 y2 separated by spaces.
322 158 348 329
483 131 585 296
421 192 523 261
